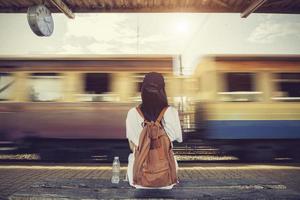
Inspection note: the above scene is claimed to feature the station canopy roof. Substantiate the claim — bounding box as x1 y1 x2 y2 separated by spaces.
0 0 299 15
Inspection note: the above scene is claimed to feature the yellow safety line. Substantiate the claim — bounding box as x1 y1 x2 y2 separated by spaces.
0 165 299 170
178 165 300 170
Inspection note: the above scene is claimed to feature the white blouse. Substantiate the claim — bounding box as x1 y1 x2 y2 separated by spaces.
126 106 183 189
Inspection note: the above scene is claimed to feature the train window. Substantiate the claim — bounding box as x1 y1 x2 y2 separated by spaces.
85 73 110 94
79 73 112 102
0 73 14 101
273 73 300 101
29 73 63 102
227 73 254 92
219 73 261 102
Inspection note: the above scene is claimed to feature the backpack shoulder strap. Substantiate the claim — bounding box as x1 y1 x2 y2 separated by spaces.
136 106 145 119
156 107 168 123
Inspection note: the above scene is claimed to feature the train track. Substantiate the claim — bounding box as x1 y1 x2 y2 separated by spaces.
0 139 228 163
0 140 298 163
172 139 239 162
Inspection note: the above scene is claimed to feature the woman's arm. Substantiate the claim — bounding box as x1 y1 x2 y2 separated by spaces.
126 108 139 150
128 140 137 152
164 107 183 143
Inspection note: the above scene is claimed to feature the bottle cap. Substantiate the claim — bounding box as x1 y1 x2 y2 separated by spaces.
114 156 119 159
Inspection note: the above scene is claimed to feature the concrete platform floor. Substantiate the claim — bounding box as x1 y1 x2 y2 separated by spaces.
0 163 300 199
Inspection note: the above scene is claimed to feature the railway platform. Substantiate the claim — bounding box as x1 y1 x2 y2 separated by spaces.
1 163 300 199
8 178 299 200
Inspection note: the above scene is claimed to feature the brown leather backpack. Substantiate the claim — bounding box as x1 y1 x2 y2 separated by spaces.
133 106 178 187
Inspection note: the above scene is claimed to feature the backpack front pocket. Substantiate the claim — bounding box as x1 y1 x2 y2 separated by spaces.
141 167 171 187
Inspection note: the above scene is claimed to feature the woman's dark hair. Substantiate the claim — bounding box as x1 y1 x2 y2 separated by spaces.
140 72 168 121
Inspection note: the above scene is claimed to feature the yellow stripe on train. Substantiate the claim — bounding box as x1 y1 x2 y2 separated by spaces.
203 102 300 121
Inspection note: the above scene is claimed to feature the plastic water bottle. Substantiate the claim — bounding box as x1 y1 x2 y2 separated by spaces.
111 156 120 184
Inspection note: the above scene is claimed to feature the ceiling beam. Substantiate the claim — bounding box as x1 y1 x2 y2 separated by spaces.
0 0 299 14
241 0 267 18
49 0 75 19
213 0 230 8
0 7 231 13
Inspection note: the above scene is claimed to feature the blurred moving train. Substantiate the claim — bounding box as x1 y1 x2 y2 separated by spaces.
0 55 193 161
0 54 300 161
192 55 300 161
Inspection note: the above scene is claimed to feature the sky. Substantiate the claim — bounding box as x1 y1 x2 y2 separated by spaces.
0 13 299 74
